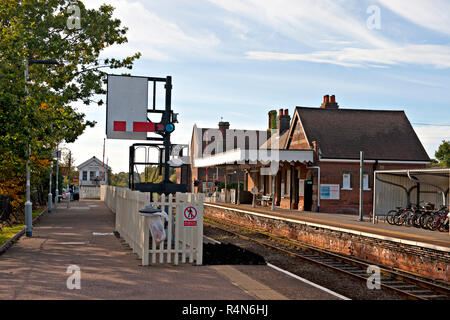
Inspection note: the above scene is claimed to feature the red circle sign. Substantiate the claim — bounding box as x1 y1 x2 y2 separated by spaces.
184 206 198 220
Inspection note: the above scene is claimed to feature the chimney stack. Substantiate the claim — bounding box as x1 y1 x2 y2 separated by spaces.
277 108 291 134
218 121 230 135
320 94 339 109
268 110 277 130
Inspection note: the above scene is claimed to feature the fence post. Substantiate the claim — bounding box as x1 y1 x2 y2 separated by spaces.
196 193 204 265
187 193 194 263
151 193 158 264
167 193 173 264
181 193 187 263
159 193 166 264
142 215 149 266
174 192 181 265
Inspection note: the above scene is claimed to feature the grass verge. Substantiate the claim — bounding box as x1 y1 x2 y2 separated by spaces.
0 207 45 246
0 224 25 246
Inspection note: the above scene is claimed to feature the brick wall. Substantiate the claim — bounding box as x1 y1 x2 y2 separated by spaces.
205 205 449 281
318 162 427 214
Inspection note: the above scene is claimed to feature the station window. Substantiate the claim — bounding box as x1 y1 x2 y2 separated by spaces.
82 171 87 181
342 172 352 190
363 173 371 190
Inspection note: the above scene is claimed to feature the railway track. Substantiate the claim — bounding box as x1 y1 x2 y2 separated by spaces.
205 218 450 301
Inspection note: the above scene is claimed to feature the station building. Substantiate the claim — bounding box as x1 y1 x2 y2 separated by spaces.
186 95 431 214
187 121 267 194
77 156 111 186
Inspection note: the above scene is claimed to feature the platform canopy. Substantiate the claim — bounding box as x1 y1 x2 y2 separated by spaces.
373 168 450 217
193 148 314 168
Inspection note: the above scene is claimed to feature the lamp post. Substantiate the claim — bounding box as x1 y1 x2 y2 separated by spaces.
24 58 59 237
66 149 72 209
55 144 60 205
358 151 364 222
48 162 53 213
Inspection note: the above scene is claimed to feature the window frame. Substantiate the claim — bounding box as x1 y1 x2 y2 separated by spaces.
341 171 353 190
363 172 371 191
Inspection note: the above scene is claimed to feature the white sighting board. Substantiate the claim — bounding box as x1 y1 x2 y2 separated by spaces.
106 74 148 140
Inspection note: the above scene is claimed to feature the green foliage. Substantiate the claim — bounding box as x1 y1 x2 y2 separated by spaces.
109 171 128 187
0 224 25 246
217 182 244 192
141 166 176 184
109 167 177 187
0 1 139 217
435 140 450 168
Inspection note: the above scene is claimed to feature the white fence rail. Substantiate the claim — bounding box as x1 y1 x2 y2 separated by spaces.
80 186 101 199
100 185 204 266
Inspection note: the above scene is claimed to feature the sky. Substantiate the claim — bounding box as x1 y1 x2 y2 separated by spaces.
67 0 450 173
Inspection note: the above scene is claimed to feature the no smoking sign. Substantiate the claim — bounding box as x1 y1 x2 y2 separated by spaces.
183 205 199 227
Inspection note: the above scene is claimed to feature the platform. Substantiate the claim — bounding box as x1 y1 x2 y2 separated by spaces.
0 200 342 300
205 203 450 251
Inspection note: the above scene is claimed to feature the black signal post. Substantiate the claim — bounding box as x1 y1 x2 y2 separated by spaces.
128 76 186 194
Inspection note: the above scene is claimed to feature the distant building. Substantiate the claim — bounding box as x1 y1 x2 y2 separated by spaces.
183 121 268 194
77 156 111 186
188 95 431 214
260 96 430 214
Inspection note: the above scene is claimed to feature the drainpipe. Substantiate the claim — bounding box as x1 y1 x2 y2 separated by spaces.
271 173 276 211
358 151 364 222
307 166 320 212
407 170 446 206
372 171 377 224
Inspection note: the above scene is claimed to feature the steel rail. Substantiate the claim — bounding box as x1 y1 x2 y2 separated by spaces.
205 218 450 300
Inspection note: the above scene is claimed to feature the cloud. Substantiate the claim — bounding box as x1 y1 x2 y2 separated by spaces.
207 0 390 49
387 74 448 89
377 0 450 36
84 0 220 60
222 17 251 40
413 125 450 159
247 44 450 68
209 0 450 69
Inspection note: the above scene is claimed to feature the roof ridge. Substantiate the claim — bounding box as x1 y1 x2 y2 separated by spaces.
295 106 405 112
77 156 111 170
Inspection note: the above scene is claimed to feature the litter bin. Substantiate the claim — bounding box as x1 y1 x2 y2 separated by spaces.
139 206 168 245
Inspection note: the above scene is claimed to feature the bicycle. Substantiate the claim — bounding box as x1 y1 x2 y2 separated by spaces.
434 208 449 233
386 207 405 225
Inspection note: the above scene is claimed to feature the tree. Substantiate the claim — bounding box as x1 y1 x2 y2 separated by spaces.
109 172 129 187
0 0 140 216
141 166 176 183
435 140 450 168
60 150 78 186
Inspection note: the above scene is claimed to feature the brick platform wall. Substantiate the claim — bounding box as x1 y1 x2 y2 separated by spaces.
205 205 449 282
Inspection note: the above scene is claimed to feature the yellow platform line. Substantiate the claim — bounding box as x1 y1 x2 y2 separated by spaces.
211 265 288 300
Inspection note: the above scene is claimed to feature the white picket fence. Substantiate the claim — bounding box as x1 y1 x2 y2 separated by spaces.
100 185 204 266
80 186 101 199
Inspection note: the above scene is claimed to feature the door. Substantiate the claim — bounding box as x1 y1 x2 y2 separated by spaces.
304 180 313 211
